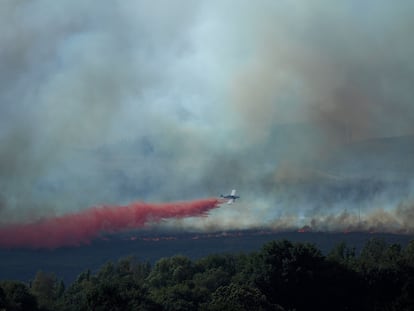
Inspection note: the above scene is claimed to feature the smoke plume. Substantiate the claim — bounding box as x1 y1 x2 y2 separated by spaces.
0 198 221 249
1 1 414 234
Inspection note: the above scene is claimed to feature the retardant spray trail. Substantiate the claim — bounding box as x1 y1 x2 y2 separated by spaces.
0 198 222 249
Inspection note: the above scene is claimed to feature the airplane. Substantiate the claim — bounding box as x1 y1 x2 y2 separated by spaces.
220 189 240 204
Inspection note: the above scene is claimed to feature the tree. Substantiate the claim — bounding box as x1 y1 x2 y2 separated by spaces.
357 238 407 310
193 254 237 292
147 255 194 288
61 262 160 311
117 256 151 284
194 254 237 276
402 240 414 267
255 240 325 303
193 267 230 292
394 273 414 311
327 241 356 267
147 256 200 310
30 270 64 311
202 283 282 311
254 240 361 311
358 237 388 271
150 283 197 311
60 270 94 311
0 285 6 310
0 280 38 311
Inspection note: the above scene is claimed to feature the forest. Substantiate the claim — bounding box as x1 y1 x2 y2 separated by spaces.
0 237 413 311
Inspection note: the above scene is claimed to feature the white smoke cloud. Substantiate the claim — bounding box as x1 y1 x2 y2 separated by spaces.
1 0 414 232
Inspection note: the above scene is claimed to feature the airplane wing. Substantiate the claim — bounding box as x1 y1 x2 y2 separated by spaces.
227 198 234 204
230 189 236 196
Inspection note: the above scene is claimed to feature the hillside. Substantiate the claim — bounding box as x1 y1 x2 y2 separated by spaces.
0 230 412 284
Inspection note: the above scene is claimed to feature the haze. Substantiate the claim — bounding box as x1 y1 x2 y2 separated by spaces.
1 0 414 233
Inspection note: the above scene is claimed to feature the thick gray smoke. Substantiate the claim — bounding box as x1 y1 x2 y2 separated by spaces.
1 0 414 232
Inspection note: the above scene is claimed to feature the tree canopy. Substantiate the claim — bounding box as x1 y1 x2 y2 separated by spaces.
1 237 413 311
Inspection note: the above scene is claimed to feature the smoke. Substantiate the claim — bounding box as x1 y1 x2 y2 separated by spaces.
1 1 414 233
0 198 221 249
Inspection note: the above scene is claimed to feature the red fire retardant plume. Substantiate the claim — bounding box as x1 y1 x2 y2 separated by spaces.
0 198 221 249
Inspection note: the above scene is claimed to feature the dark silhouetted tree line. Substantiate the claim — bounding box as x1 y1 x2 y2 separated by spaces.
1 237 414 310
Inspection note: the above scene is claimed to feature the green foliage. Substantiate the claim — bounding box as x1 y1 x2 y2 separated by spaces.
30 270 64 311
0 285 6 309
193 254 237 291
60 270 94 311
201 283 281 311
60 258 160 311
0 280 38 311
148 255 194 288
254 240 364 311
194 254 237 275
327 241 356 266
117 256 151 283
147 255 205 310
193 267 230 292
2 238 414 311
150 283 198 311
402 240 414 267
359 238 389 270
394 273 414 311
255 240 324 297
354 238 408 310
231 252 262 286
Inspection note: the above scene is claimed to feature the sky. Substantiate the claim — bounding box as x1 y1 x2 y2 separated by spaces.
1 0 414 233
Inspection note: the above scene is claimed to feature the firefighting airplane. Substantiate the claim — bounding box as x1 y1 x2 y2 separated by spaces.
220 189 240 204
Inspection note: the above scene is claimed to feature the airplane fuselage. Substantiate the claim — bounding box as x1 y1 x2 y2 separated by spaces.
220 194 240 200
220 189 239 204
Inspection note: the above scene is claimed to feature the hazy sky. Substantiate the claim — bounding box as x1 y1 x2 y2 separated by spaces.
1 0 414 231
